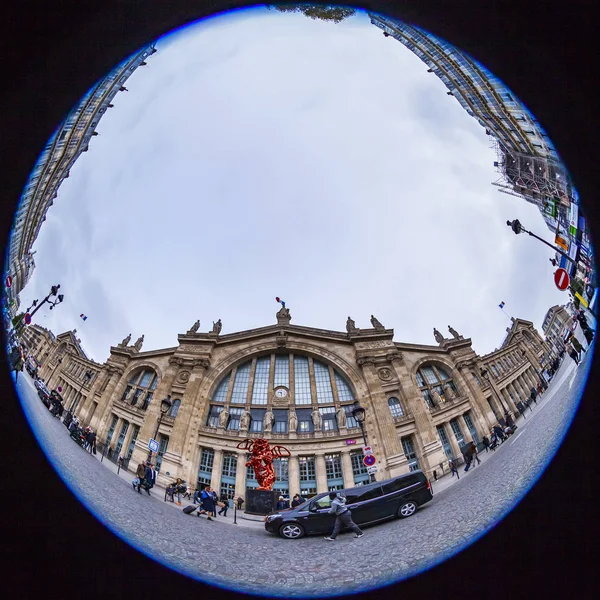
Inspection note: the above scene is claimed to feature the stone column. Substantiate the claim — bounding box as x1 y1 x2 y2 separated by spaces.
210 448 224 492
234 452 247 498
341 451 354 488
166 359 210 462
79 369 106 424
315 453 328 493
131 356 181 468
444 422 462 459
457 365 495 432
96 367 125 440
508 381 522 403
288 455 300 499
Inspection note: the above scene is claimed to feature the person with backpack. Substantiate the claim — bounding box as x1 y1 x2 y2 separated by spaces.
324 491 363 541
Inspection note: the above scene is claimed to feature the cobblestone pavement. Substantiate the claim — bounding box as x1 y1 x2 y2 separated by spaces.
15 336 593 598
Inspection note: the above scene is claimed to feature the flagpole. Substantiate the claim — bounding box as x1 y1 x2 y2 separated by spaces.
501 308 513 323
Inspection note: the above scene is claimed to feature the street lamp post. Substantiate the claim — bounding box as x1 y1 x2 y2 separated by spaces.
72 370 94 413
147 395 172 464
351 400 376 483
480 368 510 426
506 219 577 265
17 285 64 335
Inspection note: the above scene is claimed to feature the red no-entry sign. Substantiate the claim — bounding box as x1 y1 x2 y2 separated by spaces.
24 313 32 325
554 268 570 291
5 275 12 288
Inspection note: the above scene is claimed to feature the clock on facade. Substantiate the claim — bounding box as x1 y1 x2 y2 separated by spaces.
274 387 288 398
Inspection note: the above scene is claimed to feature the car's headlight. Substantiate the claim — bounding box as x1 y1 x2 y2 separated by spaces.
265 514 281 522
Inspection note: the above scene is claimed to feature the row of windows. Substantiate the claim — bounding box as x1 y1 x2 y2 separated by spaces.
196 450 369 488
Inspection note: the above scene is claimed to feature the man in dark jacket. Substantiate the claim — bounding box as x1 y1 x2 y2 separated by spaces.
143 463 153 495
324 492 363 541
134 461 146 493
218 492 229 516
291 494 303 508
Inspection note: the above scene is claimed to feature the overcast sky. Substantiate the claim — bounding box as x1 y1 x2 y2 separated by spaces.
19 7 568 363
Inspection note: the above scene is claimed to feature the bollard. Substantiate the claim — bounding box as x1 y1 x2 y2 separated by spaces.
233 503 237 525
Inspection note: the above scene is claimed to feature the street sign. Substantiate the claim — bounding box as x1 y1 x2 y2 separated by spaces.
363 454 377 467
147 438 159 453
362 445 373 455
554 268 570 291
367 465 378 474
5 275 12 288
24 313 32 325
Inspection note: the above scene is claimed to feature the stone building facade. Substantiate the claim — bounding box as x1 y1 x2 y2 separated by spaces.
22 311 549 498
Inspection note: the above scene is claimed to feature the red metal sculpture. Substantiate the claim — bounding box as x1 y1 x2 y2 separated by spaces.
236 438 291 491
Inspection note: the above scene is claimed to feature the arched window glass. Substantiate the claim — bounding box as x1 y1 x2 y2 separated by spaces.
251 357 270 405
314 361 334 404
122 368 159 411
212 374 230 402
388 397 404 418
294 357 312 405
415 364 457 410
209 354 356 412
231 363 251 403
169 399 181 418
334 372 355 402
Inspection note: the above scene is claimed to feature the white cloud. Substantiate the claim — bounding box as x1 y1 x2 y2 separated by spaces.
21 8 568 362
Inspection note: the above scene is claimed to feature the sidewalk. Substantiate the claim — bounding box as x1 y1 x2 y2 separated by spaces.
89 448 264 529
429 354 578 496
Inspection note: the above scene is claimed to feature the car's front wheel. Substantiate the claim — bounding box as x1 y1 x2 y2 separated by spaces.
397 500 418 518
279 522 305 539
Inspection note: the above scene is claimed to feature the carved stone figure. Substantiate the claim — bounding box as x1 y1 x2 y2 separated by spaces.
346 317 358 334
212 319 222 334
370 315 384 330
276 306 291 325
448 325 460 339
433 328 445 343
239 409 251 432
430 388 443 406
311 408 322 431
336 407 347 428
288 409 298 433
264 409 275 433
133 335 144 351
119 333 131 347
218 407 229 428
188 320 200 334
444 384 457 400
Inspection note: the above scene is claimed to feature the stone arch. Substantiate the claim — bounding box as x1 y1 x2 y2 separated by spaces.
114 361 163 403
193 340 370 428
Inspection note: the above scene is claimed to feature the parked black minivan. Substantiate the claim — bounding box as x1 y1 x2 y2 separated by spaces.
265 470 433 539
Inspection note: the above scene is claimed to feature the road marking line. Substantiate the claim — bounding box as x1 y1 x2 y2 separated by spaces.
511 431 524 444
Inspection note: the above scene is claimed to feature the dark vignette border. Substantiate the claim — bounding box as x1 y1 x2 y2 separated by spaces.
0 1 596 599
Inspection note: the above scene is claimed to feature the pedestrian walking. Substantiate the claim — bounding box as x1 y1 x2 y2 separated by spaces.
236 496 244 511
143 463 153 496
449 459 460 479
85 429 95 453
276 496 289 510
150 464 157 490
134 461 146 493
218 492 229 516
324 491 363 541
482 436 490 453
537 382 543 397
209 487 219 517
432 470 438 481
493 425 506 442
566 343 580 365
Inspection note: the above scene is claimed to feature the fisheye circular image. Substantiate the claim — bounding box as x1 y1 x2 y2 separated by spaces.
2 4 596 597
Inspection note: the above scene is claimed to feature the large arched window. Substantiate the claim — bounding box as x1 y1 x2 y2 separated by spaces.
415 364 458 409
121 368 159 411
388 397 404 418
206 353 356 430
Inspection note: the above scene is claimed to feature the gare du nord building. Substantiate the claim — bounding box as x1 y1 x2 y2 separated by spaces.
25 307 548 499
